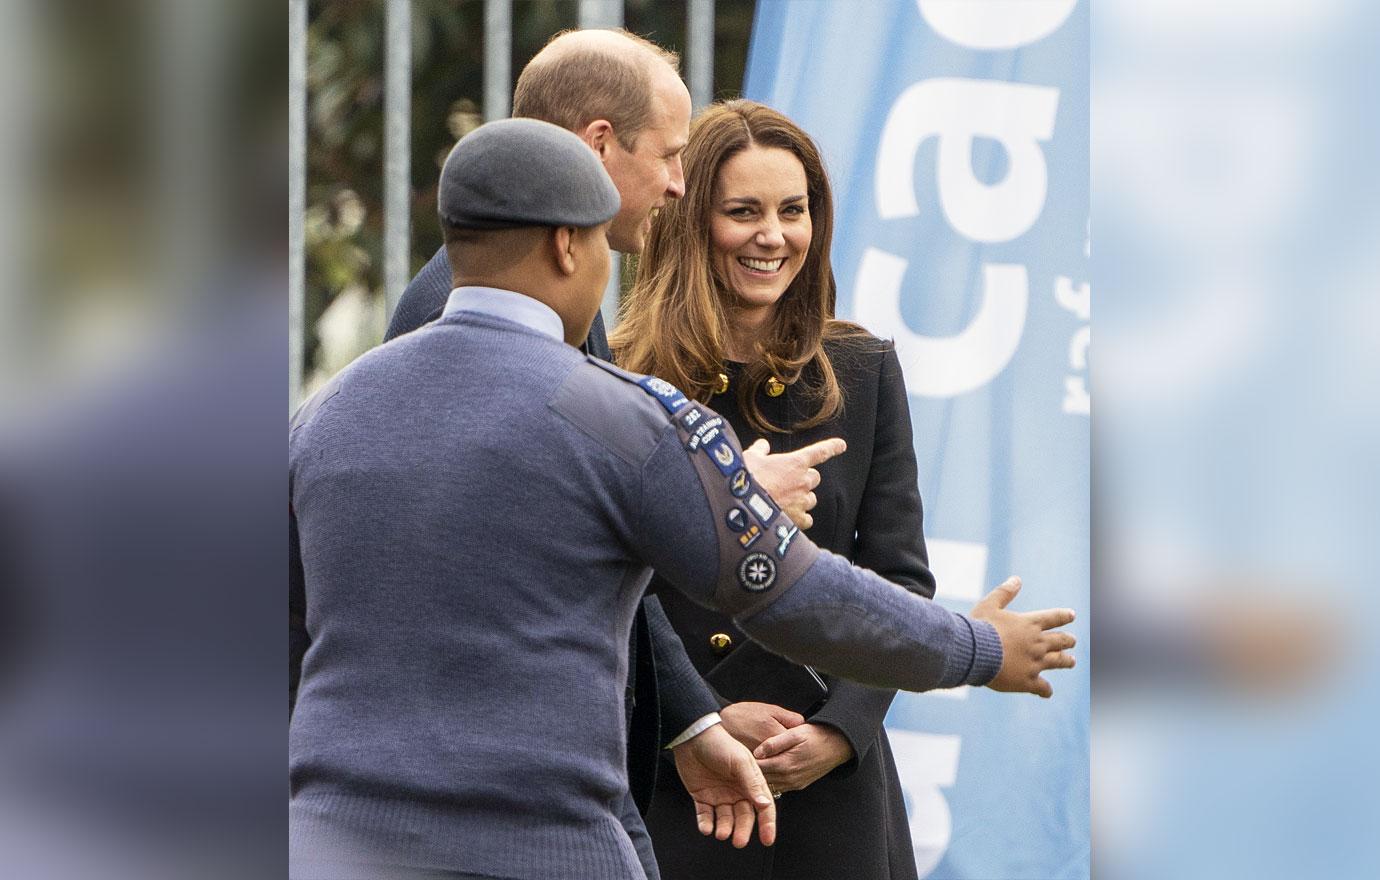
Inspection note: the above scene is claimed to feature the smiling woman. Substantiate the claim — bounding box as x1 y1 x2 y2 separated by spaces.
611 100 939 880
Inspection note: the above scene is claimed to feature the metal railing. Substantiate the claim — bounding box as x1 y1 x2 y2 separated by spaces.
289 0 719 412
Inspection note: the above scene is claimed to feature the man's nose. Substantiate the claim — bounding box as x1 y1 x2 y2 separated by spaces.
666 156 686 199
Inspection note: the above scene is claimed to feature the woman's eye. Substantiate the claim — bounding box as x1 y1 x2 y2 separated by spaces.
728 207 753 218
783 204 806 216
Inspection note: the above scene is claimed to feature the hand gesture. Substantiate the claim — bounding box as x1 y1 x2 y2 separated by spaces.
742 437 846 529
719 701 805 751
752 722 854 795
969 576 1077 698
672 723 778 848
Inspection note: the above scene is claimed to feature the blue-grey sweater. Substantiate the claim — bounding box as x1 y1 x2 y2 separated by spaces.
288 309 1002 879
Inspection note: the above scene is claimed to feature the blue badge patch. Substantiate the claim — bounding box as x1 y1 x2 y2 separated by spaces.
775 524 799 558
685 419 724 452
638 375 690 414
729 469 751 498
746 492 777 526
737 524 761 548
726 507 748 532
706 437 739 475
679 406 705 430
738 552 777 592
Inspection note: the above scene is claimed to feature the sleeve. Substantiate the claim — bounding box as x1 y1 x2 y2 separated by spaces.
809 345 935 771
643 594 721 745
626 400 1001 694
383 246 453 342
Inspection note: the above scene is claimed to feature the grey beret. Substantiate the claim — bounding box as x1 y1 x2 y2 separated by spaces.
437 118 621 230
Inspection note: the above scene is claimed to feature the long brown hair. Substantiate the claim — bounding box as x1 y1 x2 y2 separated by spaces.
611 100 865 433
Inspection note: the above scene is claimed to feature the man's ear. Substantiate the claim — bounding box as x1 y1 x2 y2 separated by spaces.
551 226 577 277
579 119 616 159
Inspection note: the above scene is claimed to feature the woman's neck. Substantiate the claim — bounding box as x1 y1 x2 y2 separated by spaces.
723 303 775 363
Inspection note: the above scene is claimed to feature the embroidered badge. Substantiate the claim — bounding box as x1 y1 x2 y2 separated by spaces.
685 417 725 452
679 406 704 430
738 524 761 548
638 375 689 413
725 507 748 532
746 492 776 525
729 469 751 498
738 552 777 592
775 524 799 558
706 437 738 475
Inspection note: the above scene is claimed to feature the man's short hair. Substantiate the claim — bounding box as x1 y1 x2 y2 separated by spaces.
512 29 680 151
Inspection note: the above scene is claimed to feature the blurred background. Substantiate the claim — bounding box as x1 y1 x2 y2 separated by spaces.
0 1 1376 878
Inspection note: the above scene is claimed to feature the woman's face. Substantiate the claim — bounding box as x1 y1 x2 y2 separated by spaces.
709 145 812 314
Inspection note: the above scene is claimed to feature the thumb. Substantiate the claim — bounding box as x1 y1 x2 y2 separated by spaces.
754 727 806 760
978 576 1021 610
735 750 775 806
746 438 771 457
770 706 806 729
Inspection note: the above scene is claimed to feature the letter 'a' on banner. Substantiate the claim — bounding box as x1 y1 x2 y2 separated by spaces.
745 2 1088 878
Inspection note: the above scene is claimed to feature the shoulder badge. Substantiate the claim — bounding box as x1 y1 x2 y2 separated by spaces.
584 356 691 415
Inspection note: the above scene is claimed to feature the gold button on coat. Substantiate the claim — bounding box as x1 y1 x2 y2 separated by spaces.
765 376 786 397
709 633 733 653
715 373 730 394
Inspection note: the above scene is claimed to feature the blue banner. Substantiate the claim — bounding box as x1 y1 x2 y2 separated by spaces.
746 2 1089 877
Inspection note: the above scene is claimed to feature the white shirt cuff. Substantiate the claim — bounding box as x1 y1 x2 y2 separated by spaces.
664 712 722 750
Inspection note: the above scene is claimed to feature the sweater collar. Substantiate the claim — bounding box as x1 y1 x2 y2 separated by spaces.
442 286 564 342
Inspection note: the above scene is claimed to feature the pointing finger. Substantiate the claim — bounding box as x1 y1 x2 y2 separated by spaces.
794 437 846 468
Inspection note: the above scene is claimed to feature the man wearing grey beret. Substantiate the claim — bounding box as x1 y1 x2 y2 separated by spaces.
368 28 843 879
289 116 1077 878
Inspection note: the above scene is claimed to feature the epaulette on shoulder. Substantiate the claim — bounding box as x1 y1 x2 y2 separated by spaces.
585 356 691 415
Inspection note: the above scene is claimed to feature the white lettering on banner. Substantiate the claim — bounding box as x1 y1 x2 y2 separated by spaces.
1055 276 1090 415
922 538 990 700
854 249 1027 397
876 78 1059 243
917 0 1077 50
889 729 963 878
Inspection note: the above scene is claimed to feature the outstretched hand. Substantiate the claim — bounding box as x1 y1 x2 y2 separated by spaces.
742 437 846 529
969 576 1077 698
672 723 777 848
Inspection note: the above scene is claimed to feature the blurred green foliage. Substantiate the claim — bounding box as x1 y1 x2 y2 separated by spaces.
303 0 756 385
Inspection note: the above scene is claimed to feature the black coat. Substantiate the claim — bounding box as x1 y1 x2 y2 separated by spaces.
645 334 934 880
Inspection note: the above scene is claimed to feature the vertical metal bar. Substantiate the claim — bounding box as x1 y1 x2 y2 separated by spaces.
383 0 412 321
289 0 307 412
687 0 715 111
0 0 35 401
579 0 625 330
484 0 512 121
578 0 623 30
